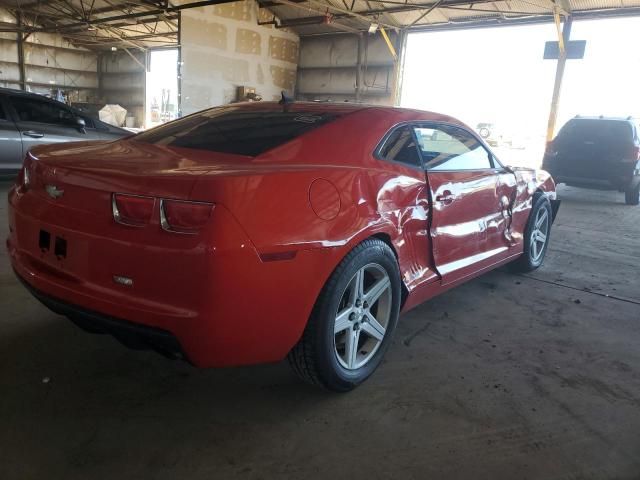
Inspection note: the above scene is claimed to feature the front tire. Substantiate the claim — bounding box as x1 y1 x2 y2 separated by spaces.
288 239 401 392
625 183 640 205
509 194 553 273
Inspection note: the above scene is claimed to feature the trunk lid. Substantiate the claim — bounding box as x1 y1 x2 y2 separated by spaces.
27 140 252 215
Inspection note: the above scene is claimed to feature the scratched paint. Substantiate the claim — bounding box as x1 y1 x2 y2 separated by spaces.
8 102 556 368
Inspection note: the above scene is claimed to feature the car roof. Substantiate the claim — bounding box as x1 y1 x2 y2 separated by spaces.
0 87 79 109
227 100 442 115
224 101 468 127
571 115 636 122
0 86 60 99
224 101 372 115
0 86 129 132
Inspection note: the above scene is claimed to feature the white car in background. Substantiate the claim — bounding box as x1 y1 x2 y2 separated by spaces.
476 122 512 147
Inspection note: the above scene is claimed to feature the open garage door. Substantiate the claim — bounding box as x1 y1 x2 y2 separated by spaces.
145 49 179 129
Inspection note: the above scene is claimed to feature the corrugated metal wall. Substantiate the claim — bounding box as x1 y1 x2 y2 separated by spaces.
179 0 299 115
99 50 145 127
0 9 98 100
296 32 402 105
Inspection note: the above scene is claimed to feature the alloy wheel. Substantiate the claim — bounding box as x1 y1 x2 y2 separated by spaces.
333 263 392 370
530 207 549 263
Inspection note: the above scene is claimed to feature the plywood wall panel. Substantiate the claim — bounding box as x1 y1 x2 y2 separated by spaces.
180 0 299 114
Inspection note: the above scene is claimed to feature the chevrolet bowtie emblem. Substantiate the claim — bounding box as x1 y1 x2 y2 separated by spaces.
45 184 64 199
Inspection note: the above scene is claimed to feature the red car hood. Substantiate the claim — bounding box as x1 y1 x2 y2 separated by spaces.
28 139 256 200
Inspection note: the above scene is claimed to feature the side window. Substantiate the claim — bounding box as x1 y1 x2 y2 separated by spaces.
0 102 6 121
9 96 75 126
415 125 493 171
378 126 421 167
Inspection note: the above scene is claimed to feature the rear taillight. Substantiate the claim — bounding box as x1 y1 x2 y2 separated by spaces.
159 199 214 234
622 146 640 164
112 193 155 227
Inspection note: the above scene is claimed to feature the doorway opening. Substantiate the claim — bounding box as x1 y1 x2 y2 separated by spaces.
145 48 179 129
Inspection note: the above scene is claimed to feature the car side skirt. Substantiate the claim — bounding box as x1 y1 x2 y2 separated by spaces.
402 251 523 313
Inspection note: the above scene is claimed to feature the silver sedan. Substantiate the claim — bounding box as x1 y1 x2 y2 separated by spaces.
0 87 129 174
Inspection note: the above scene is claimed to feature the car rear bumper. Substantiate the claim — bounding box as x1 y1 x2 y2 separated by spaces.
550 174 633 190
543 158 638 191
7 185 342 368
17 272 187 360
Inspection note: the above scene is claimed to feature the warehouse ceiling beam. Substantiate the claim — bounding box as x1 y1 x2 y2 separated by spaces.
0 0 188 50
379 26 396 59
408 0 442 27
374 4 640 33
68 30 176 41
122 45 146 67
271 0 365 32
100 23 148 49
263 0 499 28
0 14 178 33
0 0 234 34
61 14 178 32
10 0 160 17
70 33 176 47
305 0 399 30
261 0 496 14
0 0 222 40
554 0 572 16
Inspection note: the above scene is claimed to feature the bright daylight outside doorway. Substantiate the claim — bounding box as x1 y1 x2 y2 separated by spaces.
145 48 179 129
400 17 640 169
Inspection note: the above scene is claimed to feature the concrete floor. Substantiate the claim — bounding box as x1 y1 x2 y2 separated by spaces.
1 181 639 480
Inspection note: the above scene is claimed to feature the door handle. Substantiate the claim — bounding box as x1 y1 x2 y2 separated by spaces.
435 191 456 205
23 130 44 138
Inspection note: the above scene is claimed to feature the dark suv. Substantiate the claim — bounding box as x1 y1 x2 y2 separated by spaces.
543 116 640 205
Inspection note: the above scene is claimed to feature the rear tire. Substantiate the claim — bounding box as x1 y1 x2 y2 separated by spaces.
509 194 553 273
625 183 640 205
287 239 401 392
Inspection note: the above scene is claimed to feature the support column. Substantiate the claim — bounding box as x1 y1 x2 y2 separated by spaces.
546 15 572 141
177 12 182 117
393 29 408 106
97 52 104 100
355 33 363 102
16 13 26 91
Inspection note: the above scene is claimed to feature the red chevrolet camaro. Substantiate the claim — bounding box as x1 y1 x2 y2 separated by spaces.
7 102 559 391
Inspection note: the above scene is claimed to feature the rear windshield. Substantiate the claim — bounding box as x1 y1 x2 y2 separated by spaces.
134 107 340 156
558 119 633 145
